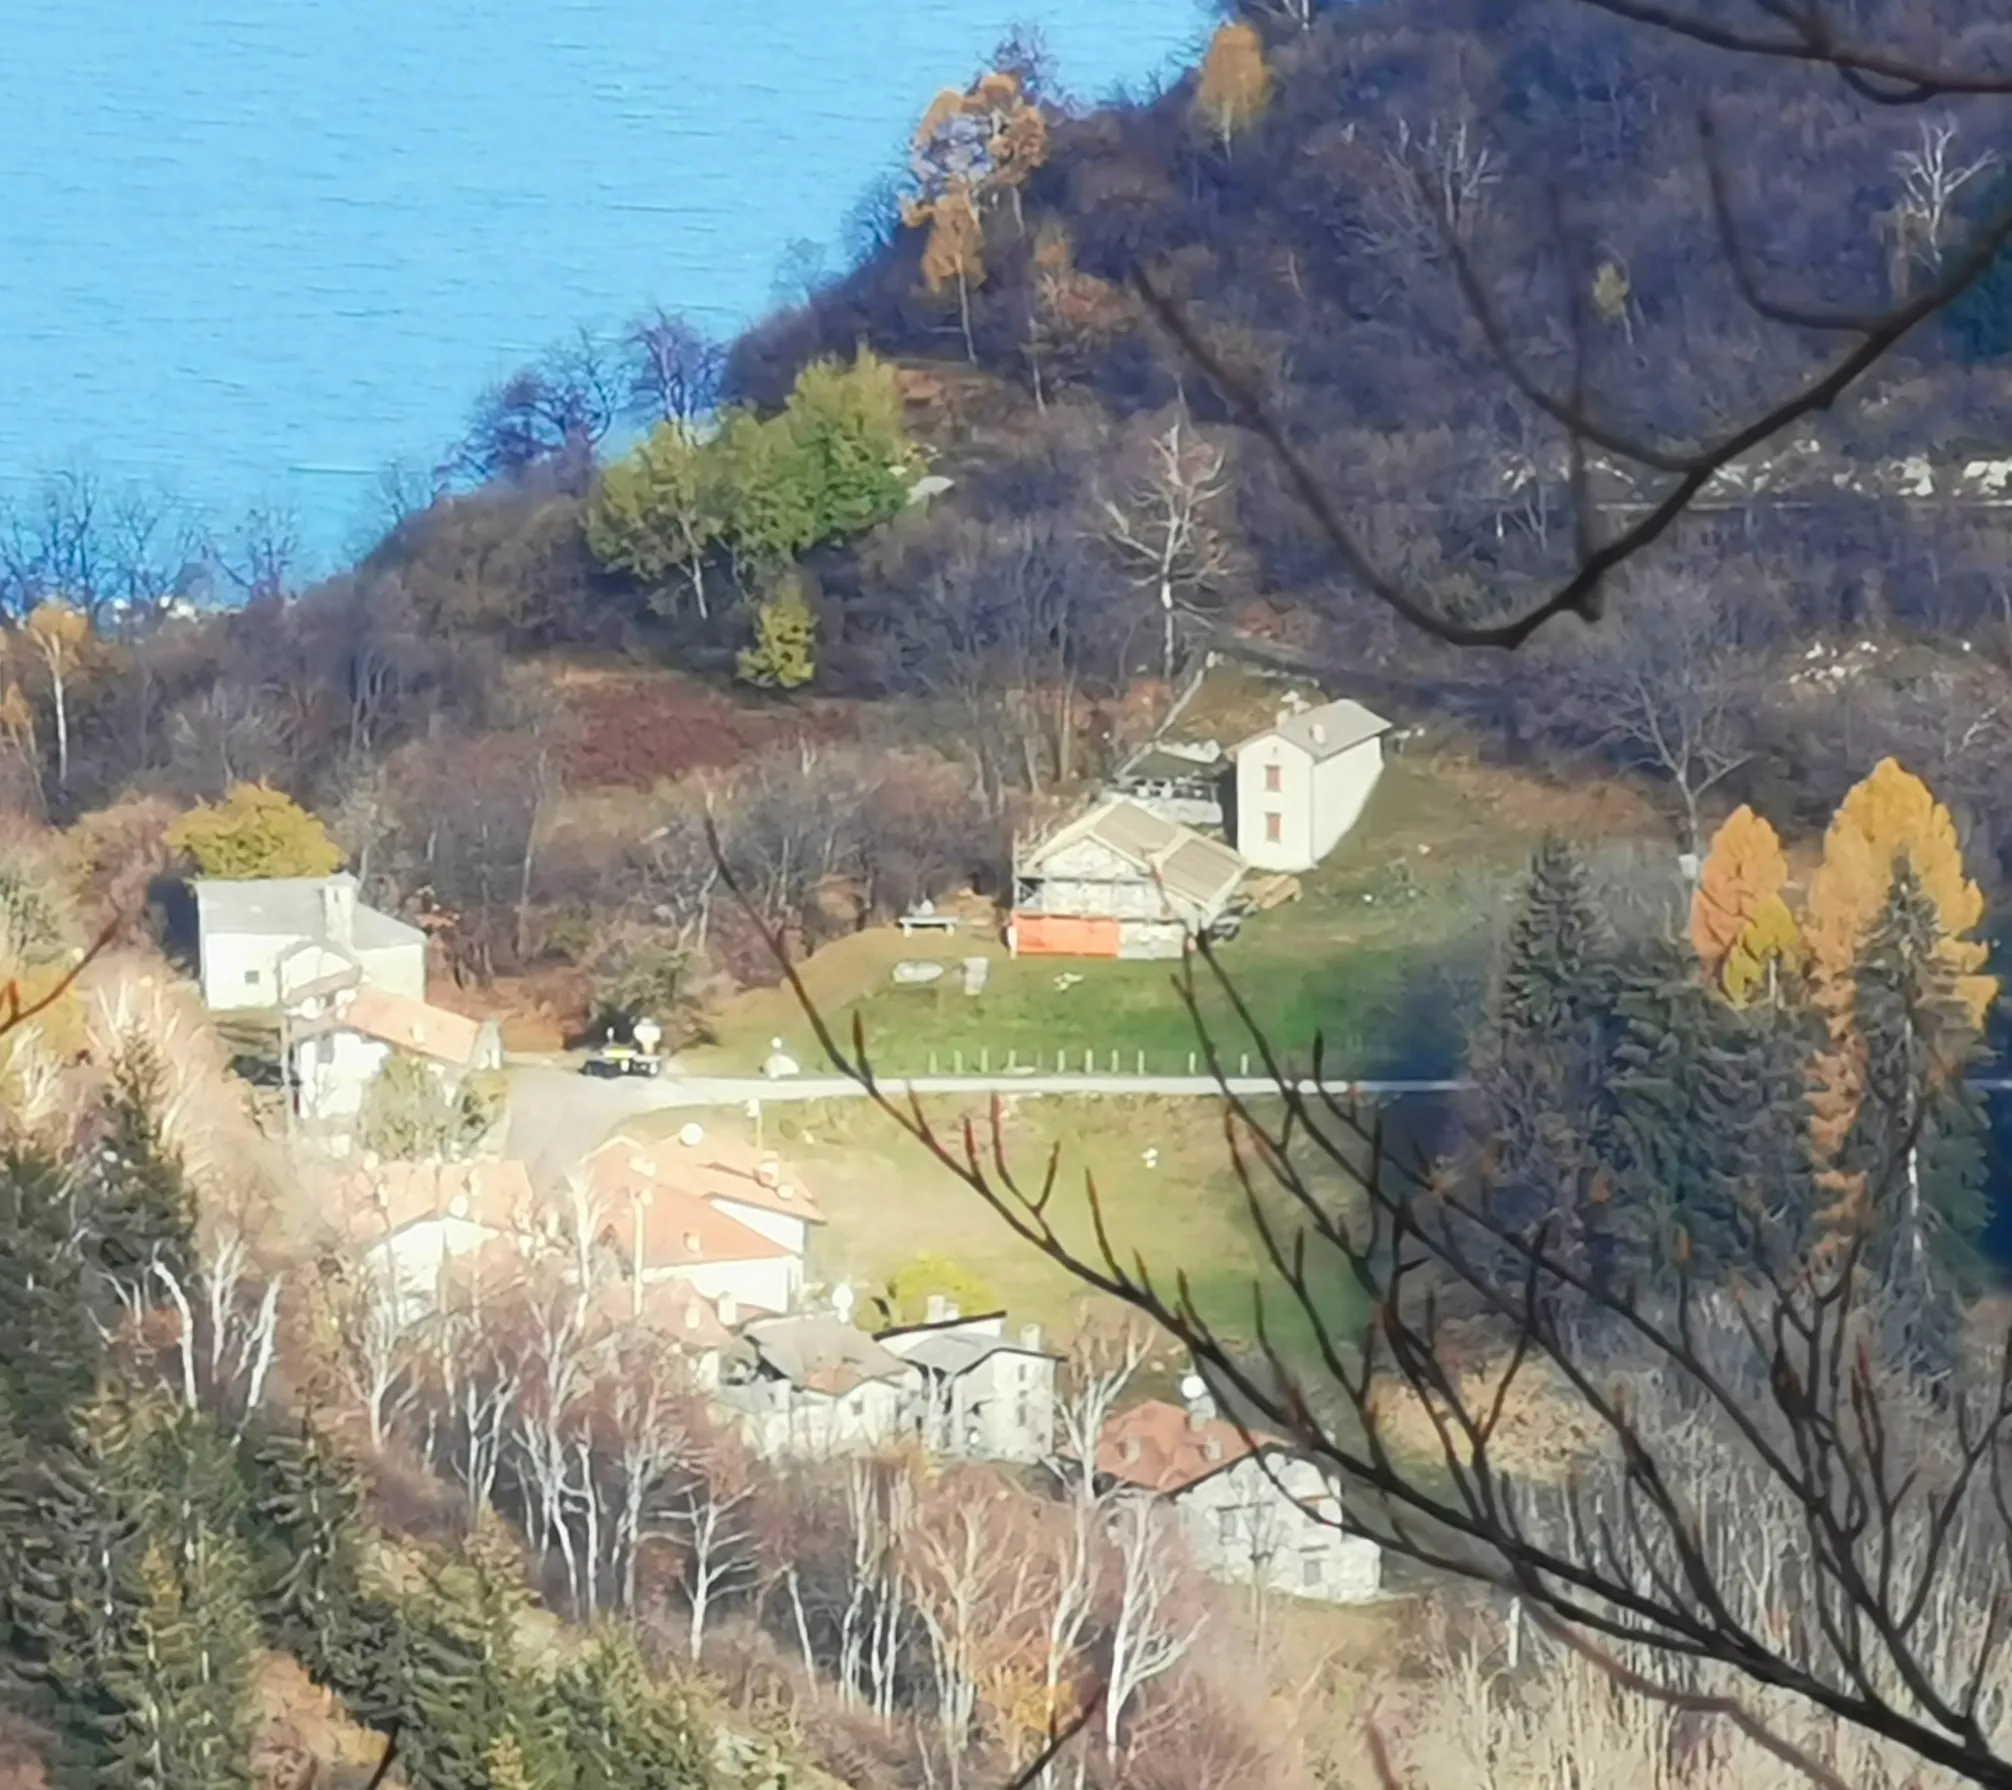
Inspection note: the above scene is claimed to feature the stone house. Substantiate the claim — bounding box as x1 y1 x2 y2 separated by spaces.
876 1304 1059 1465
715 1311 918 1459
194 874 426 1012
1229 698 1391 873
1009 796 1246 959
1097 1395 1382 1604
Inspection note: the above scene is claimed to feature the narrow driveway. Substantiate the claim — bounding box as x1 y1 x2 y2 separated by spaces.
503 1063 1467 1186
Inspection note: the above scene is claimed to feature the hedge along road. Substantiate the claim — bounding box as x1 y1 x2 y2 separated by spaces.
501 1062 1471 1189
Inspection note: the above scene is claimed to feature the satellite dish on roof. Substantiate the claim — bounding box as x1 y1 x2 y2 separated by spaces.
1178 1373 1208 1403
678 1122 705 1148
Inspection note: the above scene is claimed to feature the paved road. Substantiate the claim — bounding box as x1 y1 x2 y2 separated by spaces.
502 1063 1467 1186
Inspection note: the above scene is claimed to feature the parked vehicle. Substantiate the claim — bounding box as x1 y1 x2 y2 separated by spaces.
581 1039 662 1079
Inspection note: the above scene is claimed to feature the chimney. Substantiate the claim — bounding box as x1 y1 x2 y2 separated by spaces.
925 1293 948 1324
757 1156 781 1189
1203 1434 1224 1462
715 1292 738 1329
1310 722 1327 747
1019 1322 1043 1352
320 876 356 947
1121 1435 1142 1464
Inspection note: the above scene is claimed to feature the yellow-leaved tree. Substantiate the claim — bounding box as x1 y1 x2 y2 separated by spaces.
1802 759 1994 1236
1690 805 1803 1005
167 783 346 880
1194 21 1273 154
736 578 817 691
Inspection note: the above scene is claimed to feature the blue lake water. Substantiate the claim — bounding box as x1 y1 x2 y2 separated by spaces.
3 0 1209 565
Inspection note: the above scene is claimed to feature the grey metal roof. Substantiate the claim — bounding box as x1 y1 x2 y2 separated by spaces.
1117 745 1224 787
194 875 426 951
1021 798 1247 925
742 1314 911 1393
898 1331 1052 1376
1242 698 1390 762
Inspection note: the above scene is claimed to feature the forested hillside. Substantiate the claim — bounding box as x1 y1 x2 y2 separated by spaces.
5 0 2012 1008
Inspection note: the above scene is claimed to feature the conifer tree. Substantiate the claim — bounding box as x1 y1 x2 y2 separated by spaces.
84 1041 197 1288
1475 837 1625 1287
400 1519 568 1790
99 1539 259 1790
1840 863 1990 1329
554 1633 706 1790
245 1417 373 1685
0 1149 101 1445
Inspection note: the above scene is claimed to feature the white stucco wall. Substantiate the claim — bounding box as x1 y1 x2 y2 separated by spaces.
362 1217 503 1322
203 927 425 1012
1308 737 1385 864
1236 735 1384 871
729 1376 912 1459
654 1254 799 1317
709 1196 810 1259
1171 1453 1382 1604
293 1029 394 1122
946 1353 1057 1464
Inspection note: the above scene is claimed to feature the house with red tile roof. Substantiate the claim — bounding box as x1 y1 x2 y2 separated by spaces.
581 1125 824 1314
336 1157 540 1319
289 981 502 1128
1096 1392 1381 1604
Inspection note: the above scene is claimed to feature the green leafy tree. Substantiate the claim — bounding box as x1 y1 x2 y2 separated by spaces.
736 577 817 690
781 350 914 544
1605 938 1818 1282
585 422 727 621
358 1052 499 1160
875 1254 1002 1327
714 409 820 589
167 782 345 880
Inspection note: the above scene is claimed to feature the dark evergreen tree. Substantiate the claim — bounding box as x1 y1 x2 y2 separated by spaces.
1606 938 1820 1285
555 1634 706 1790
1473 836 1626 1292
398 1521 570 1790
244 1417 374 1687
82 1043 197 1288
0 1149 101 1445
98 1538 259 1790
0 1390 152 1788
1842 863 1990 1366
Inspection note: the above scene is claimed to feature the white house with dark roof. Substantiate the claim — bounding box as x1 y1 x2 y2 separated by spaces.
876 1304 1059 1464
1009 795 1247 959
194 873 426 1012
1229 697 1391 872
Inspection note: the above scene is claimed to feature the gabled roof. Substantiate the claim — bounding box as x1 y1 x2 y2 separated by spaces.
338 1159 537 1246
1020 797 1246 921
740 1313 913 1398
877 1311 1058 1374
1097 1399 1277 1495
1233 698 1390 763
593 1183 791 1270
589 1278 735 1351
296 985 490 1069
194 875 426 950
586 1132 826 1225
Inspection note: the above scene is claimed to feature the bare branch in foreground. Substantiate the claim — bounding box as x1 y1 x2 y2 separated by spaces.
1133 108 2012 650
1580 0 2012 104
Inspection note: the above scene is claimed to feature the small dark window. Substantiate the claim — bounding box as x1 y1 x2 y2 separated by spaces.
1264 763 1281 793
244 968 261 986
1303 1555 1323 1588
1265 813 1283 843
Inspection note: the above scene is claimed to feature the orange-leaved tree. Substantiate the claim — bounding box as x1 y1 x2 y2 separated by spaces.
1194 22 1273 155
1802 758 1994 1239
1689 805 1803 1005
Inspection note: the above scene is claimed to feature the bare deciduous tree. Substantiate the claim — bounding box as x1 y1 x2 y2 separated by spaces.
1098 414 1237 682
